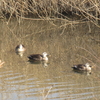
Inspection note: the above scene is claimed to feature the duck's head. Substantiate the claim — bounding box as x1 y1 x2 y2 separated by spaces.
19 44 24 49
85 63 92 71
85 63 92 68
16 44 25 52
42 52 48 57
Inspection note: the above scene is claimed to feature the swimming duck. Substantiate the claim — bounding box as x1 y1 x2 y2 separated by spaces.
15 44 26 57
15 44 26 52
72 63 92 71
28 52 49 61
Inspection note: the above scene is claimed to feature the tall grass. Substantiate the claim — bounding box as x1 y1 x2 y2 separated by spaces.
0 0 100 24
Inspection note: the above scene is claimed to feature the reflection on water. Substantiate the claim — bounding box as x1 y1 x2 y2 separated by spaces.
28 60 49 68
0 20 100 100
72 69 92 76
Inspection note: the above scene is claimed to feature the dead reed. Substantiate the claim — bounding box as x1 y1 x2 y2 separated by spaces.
0 0 100 24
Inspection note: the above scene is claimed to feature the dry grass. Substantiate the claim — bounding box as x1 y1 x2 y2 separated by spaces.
0 0 100 25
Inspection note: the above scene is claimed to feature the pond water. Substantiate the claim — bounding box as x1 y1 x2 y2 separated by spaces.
0 19 100 100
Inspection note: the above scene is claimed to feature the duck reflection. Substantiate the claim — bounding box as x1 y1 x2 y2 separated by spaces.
72 70 92 75
28 60 49 67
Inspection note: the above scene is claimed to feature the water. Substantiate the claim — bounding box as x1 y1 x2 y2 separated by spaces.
0 19 100 100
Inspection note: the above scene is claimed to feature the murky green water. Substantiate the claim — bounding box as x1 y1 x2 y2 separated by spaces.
0 19 100 100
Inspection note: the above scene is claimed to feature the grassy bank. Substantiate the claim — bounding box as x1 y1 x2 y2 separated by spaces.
0 0 100 24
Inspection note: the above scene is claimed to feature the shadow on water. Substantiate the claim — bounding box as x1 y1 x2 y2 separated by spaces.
72 69 92 76
0 20 100 100
28 60 49 68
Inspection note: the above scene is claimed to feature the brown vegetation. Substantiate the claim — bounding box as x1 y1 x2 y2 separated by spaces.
0 0 100 23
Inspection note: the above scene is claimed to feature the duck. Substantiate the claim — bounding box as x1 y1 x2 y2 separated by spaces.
15 44 26 52
28 52 49 61
72 63 92 71
15 44 26 57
